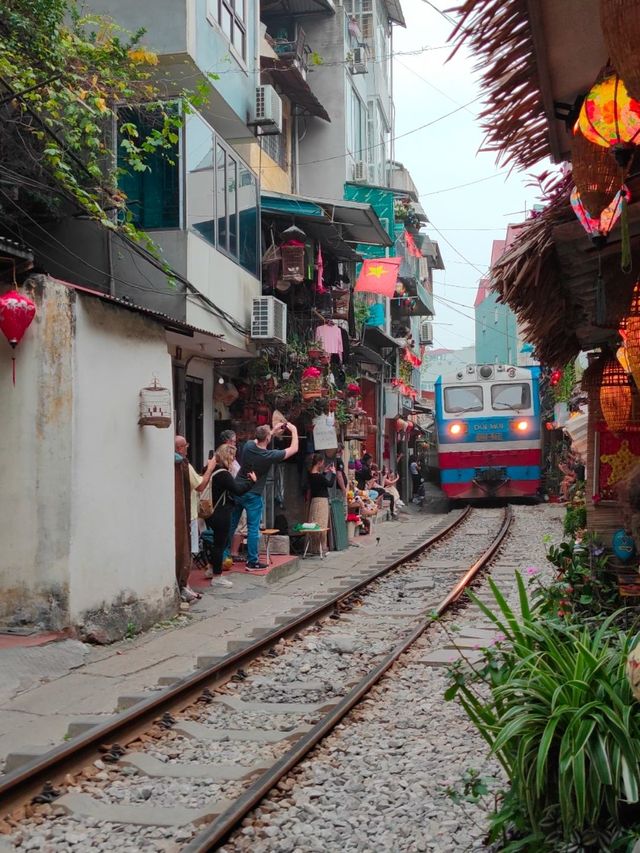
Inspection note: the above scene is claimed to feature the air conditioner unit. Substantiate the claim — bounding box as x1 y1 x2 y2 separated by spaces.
253 85 283 133
251 296 287 344
352 160 368 182
350 46 368 74
419 320 433 345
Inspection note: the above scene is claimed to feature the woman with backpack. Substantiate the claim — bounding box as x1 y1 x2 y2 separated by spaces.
203 444 256 588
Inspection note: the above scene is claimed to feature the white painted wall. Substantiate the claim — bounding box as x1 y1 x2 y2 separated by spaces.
0 279 74 622
67 296 176 621
186 231 259 351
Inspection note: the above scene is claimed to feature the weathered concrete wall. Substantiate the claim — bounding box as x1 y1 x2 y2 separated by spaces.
68 295 177 641
0 277 178 640
0 277 74 627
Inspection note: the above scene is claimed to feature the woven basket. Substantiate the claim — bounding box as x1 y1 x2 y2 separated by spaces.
623 282 640 388
581 354 606 393
571 131 624 218
600 356 632 432
332 288 350 319
281 245 305 282
301 374 324 400
345 414 367 440
601 0 640 101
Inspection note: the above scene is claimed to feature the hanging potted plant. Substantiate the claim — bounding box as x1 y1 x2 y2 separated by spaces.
307 341 328 363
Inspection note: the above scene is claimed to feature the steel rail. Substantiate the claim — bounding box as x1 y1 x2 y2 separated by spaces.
0 506 472 815
184 505 513 852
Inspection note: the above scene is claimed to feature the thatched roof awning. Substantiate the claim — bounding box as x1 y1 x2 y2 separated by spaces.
491 172 640 365
448 0 551 171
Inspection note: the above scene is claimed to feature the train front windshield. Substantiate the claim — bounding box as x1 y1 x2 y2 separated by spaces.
443 385 483 413
490 382 531 411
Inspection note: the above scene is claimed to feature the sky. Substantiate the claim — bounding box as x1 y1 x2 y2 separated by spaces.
391 0 548 354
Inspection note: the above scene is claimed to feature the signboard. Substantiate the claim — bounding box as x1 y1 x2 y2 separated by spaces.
313 415 338 450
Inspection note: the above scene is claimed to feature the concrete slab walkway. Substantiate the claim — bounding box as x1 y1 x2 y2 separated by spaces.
0 508 444 771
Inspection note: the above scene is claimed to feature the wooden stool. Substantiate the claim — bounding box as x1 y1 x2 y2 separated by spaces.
260 528 281 565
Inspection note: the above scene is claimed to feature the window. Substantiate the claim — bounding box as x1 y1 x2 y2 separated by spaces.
209 0 246 62
216 143 228 252
186 112 214 246
347 85 367 159
261 120 288 169
237 162 258 276
444 386 483 413
119 104 258 277
491 383 531 411
117 107 180 230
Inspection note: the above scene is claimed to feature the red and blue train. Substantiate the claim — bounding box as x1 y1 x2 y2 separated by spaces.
434 363 541 501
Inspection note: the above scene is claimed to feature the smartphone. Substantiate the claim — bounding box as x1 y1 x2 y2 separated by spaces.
208 449 214 459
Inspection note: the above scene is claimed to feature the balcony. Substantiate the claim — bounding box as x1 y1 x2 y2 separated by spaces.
261 26 330 122
271 29 312 78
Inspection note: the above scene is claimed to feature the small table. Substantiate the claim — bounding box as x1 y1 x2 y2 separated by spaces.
290 528 330 559
260 529 281 565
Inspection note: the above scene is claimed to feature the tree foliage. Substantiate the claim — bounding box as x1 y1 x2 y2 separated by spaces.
0 0 204 250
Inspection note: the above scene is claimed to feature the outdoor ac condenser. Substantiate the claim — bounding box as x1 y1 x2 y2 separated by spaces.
253 85 283 133
251 297 287 344
352 160 368 182
351 47 368 74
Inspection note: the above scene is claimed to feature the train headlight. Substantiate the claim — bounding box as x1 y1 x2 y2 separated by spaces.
448 421 466 436
514 419 530 432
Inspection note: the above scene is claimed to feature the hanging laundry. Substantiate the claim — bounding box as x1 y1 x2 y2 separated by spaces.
315 322 343 361
315 245 327 294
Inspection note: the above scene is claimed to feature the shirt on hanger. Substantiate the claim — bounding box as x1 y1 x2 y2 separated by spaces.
315 323 343 360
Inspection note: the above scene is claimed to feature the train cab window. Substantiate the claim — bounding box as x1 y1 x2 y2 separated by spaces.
491 383 531 411
444 385 483 413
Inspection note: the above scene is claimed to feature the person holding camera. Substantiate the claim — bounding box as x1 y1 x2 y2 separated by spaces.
227 421 299 570
307 453 336 554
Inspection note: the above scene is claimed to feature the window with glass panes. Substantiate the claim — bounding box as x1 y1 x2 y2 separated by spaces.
210 0 246 61
118 105 258 277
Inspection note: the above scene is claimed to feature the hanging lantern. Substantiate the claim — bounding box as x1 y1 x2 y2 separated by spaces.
617 344 631 373
600 1 640 103
599 356 632 433
581 354 606 393
571 130 624 220
549 369 562 387
575 69 640 167
622 282 640 388
570 184 630 248
139 378 172 428
0 289 36 386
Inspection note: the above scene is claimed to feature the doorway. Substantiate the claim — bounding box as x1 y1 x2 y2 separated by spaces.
185 377 204 472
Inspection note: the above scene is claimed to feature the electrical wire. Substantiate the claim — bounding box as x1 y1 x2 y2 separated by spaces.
0 187 250 336
418 173 506 197
261 95 482 170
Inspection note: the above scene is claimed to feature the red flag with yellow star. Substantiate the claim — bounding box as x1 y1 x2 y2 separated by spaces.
354 257 402 296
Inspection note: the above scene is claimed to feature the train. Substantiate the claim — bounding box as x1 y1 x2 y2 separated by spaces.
434 363 541 501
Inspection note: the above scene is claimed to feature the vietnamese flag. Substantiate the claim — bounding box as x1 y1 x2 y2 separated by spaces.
354 257 402 296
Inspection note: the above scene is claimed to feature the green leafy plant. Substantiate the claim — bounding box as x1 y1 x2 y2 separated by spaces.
564 504 587 538
537 537 619 622
125 620 137 639
0 0 215 266
446 573 640 850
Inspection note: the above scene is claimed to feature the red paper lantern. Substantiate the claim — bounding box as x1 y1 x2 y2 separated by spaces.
0 289 36 385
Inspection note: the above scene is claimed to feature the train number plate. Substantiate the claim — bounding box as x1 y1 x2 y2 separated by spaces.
479 433 502 441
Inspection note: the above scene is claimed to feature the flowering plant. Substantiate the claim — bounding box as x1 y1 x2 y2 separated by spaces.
346 383 361 396
301 367 322 379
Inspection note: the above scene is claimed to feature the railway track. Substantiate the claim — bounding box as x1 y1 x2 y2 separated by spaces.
3 505 513 851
